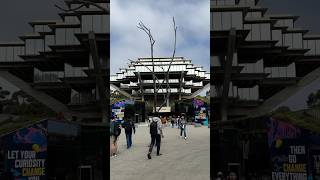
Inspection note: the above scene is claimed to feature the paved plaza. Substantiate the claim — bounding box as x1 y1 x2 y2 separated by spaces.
110 124 210 180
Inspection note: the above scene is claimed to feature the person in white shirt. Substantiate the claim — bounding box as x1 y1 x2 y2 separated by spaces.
147 117 164 159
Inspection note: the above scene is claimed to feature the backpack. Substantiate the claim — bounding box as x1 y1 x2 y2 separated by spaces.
110 122 115 135
150 121 158 135
114 122 121 137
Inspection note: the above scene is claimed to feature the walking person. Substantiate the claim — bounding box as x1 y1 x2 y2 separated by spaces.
170 116 174 128
121 117 136 149
179 115 187 140
176 116 180 128
147 117 163 159
110 117 121 157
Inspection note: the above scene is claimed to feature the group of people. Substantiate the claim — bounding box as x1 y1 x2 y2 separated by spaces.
110 114 189 159
110 117 136 157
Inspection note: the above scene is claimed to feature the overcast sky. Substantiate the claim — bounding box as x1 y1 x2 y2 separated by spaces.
0 0 319 110
110 0 210 74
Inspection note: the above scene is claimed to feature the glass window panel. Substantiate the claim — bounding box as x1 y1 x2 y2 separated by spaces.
21 47 25 56
244 24 252 40
35 39 43 54
212 12 222 30
316 40 320 55
232 11 243 29
102 15 108 33
292 33 302 49
287 63 295 77
228 0 235 5
34 25 44 33
308 40 316 55
285 20 293 28
260 24 271 40
271 67 279 77
303 40 308 49
82 15 92 33
253 12 261 18
217 0 225 5
284 34 293 48
45 35 55 51
73 29 80 45
6 47 13 61
251 24 260 40
56 29 66 45
278 67 286 77
222 12 231 30
14 47 20 61
0 47 5 61
66 28 73 44
272 30 282 46
26 40 34 54
93 15 101 33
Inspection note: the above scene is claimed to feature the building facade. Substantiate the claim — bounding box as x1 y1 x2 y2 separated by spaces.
211 0 320 121
111 57 210 113
211 0 320 177
0 0 109 122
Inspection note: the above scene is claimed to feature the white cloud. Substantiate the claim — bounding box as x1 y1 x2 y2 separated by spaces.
110 0 210 74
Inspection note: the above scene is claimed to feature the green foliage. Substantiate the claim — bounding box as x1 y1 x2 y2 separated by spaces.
0 86 10 99
0 116 42 135
307 89 320 108
2 90 55 117
272 110 320 133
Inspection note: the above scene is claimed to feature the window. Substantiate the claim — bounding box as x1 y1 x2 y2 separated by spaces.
260 24 271 40
56 29 66 45
45 35 55 51
292 33 302 49
316 40 320 55
284 34 293 48
272 30 282 46
211 11 243 30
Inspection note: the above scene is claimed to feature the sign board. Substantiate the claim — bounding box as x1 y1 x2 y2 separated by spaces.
154 107 171 113
267 118 320 179
2 121 47 180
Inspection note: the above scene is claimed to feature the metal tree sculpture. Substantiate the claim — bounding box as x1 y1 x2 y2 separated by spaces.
136 17 177 115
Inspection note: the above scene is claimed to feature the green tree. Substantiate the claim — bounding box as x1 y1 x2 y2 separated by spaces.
307 90 320 108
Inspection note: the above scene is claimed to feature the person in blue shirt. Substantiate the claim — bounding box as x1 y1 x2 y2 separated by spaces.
121 117 136 149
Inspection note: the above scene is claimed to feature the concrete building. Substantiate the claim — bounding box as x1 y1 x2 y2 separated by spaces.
211 0 320 121
111 57 210 114
0 0 109 122
211 0 320 177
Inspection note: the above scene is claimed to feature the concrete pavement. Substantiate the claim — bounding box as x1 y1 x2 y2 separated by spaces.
110 125 210 180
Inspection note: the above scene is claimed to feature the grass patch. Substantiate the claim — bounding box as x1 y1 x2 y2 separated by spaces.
272 110 320 133
0 115 47 136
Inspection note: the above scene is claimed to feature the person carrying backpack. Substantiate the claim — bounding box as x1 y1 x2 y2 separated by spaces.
147 117 163 159
110 117 121 157
122 117 136 149
179 116 187 140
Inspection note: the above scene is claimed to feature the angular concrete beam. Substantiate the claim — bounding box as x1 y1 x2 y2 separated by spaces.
230 66 320 118
0 71 73 118
110 83 134 99
182 83 210 99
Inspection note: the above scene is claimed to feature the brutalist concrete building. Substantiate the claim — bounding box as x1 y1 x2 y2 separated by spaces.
211 0 320 121
0 0 109 123
211 0 320 177
110 57 210 115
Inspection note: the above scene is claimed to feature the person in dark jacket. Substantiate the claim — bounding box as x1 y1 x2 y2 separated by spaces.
122 117 136 149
